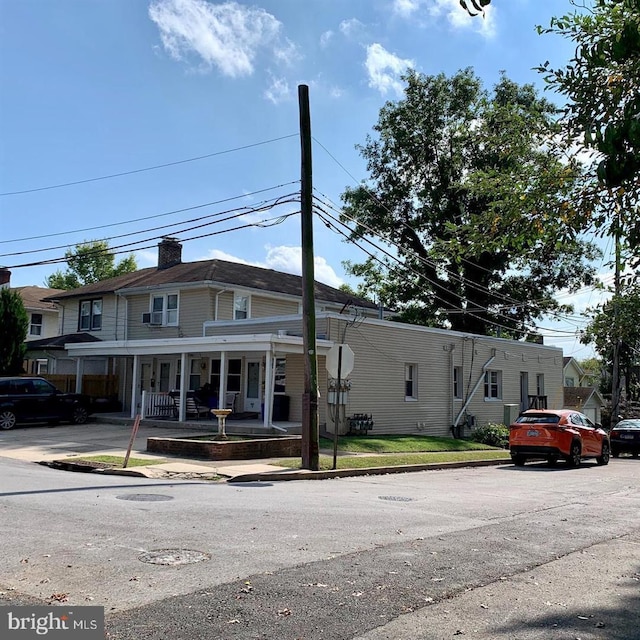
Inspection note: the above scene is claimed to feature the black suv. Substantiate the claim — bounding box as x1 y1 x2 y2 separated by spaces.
0 376 93 430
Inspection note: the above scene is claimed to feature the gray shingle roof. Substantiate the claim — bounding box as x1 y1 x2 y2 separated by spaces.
43 259 378 309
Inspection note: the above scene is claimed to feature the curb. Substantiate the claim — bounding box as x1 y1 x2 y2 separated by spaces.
38 457 511 482
226 458 511 482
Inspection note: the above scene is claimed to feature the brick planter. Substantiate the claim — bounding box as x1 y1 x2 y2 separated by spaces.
147 435 301 460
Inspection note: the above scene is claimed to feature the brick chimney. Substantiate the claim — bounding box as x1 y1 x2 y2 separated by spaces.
0 268 10 289
157 237 182 270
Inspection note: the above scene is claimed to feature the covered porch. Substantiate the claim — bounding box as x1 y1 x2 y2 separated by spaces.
66 332 333 432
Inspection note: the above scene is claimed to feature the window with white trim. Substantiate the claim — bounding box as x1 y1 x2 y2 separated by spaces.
453 366 463 399
536 374 545 396
79 299 102 331
274 357 286 393
151 293 179 326
484 370 502 400
405 363 417 400
234 295 249 320
29 313 43 336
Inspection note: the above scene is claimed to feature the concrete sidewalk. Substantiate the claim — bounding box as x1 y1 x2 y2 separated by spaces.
0 420 509 482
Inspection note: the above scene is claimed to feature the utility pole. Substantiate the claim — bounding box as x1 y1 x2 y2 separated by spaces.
611 201 622 426
299 84 319 470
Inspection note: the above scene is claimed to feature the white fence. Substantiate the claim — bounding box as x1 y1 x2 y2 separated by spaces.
141 391 176 419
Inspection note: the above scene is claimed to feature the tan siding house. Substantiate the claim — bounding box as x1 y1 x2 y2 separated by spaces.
45 238 564 434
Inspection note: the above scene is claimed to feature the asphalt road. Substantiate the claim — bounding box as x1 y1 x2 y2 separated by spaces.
1 441 639 639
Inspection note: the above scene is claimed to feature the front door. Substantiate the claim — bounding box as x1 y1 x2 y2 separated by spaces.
244 360 261 414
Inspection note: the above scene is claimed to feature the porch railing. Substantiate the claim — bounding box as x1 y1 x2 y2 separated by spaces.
141 391 177 419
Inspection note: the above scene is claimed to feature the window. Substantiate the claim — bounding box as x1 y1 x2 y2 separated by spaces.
484 370 502 399
453 366 463 399
151 293 179 326
189 360 201 391
210 358 242 393
536 374 545 396
234 295 249 320
565 376 575 387
79 299 102 331
29 313 43 336
405 364 417 400
274 357 286 393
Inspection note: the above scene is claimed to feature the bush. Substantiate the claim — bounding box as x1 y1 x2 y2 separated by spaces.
470 423 509 449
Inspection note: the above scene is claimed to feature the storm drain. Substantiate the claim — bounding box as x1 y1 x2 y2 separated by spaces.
378 495 414 502
138 549 211 566
116 494 174 502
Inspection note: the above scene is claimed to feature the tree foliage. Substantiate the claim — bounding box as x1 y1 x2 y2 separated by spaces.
340 69 598 337
536 0 640 257
0 288 28 375
582 280 640 400
45 240 137 290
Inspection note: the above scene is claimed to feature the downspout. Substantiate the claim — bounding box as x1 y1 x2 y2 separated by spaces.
453 349 496 433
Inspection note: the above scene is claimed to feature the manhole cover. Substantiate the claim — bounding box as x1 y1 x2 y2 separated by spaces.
116 494 174 502
378 495 414 502
138 549 211 566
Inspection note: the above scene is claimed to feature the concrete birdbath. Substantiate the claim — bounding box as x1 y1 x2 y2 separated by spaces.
210 408 233 439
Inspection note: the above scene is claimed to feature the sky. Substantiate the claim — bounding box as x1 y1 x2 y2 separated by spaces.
0 0 611 359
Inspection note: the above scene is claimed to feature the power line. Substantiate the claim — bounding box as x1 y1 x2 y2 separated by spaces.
0 181 299 245
0 192 300 258
0 134 298 197
6 205 300 270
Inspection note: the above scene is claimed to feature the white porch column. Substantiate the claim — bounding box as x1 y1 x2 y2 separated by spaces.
263 347 273 429
75 357 84 394
130 355 140 419
217 351 227 409
179 352 188 421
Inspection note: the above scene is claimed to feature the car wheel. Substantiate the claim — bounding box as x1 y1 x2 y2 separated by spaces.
633 452 639 459
512 454 526 466
566 441 582 467
612 450 620 458
72 405 88 425
597 441 610 466
0 410 17 430
547 456 558 467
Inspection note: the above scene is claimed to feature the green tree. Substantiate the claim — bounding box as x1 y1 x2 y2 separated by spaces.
536 0 640 255
582 281 640 401
0 288 28 375
45 240 137 290
340 69 598 337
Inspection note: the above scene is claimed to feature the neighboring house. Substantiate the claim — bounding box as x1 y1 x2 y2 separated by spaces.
8 272 65 374
562 357 605 424
42 237 564 435
563 386 605 425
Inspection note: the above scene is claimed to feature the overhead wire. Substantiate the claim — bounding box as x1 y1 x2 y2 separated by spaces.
0 191 300 258
0 134 298 197
0 180 299 245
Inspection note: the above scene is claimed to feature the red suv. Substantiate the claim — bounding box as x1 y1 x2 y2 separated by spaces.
509 409 610 467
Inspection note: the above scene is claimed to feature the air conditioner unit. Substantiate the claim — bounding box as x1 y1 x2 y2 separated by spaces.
142 313 162 326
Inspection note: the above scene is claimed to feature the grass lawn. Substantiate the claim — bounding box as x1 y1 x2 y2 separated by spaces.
60 454 167 468
318 434 498 453
277 449 510 470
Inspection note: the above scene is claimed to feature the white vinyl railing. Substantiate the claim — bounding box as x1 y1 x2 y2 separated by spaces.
141 391 176 419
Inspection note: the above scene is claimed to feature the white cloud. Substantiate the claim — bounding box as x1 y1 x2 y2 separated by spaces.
263 74 291 104
365 43 413 96
392 0 420 18
202 245 343 288
148 0 285 77
339 18 367 41
392 0 497 38
320 30 334 48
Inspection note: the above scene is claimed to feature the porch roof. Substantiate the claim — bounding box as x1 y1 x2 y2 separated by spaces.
63 332 335 357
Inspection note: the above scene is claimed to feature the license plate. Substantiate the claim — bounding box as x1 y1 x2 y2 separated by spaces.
620 434 635 440
527 430 539 437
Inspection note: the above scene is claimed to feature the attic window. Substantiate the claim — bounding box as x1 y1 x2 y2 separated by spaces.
234 295 249 320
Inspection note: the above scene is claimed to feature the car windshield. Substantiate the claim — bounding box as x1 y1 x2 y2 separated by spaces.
614 420 640 430
515 414 560 424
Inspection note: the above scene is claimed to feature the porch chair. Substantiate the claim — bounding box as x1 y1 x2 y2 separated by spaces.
170 393 211 420
225 392 237 413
